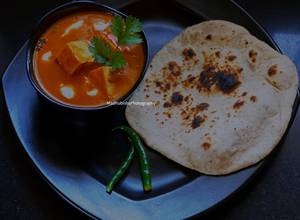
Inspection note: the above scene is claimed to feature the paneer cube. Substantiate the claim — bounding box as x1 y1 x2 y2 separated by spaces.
88 66 114 98
56 40 94 75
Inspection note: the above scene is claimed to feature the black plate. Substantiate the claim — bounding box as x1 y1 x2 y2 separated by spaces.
2 0 299 219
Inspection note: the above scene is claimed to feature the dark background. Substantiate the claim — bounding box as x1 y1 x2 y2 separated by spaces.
0 0 300 219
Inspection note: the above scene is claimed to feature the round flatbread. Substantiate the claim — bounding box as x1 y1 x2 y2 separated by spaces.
125 20 298 175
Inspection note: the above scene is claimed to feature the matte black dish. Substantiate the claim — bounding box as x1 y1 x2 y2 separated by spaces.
2 0 299 219
26 1 149 111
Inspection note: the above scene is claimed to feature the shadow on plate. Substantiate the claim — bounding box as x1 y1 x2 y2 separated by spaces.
32 100 198 200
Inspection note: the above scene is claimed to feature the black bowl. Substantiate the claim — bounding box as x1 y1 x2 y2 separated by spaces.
26 0 149 113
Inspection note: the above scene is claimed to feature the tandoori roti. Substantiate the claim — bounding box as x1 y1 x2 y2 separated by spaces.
126 20 298 175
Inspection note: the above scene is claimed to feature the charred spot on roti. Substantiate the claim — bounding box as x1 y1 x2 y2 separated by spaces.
215 51 221 58
241 92 247 96
197 52 242 94
191 115 204 129
227 55 237 61
268 65 278 76
249 49 258 63
216 72 241 94
165 83 171 91
163 111 172 118
201 142 211 150
182 58 198 72
233 100 245 109
182 48 196 60
265 77 280 90
237 67 243 73
185 115 191 120
171 92 184 105
161 67 181 88
205 34 212 40
155 80 162 88
172 81 179 87
153 78 171 93
183 75 196 88
198 67 241 94
163 102 172 108
196 103 209 111
188 76 196 83
199 67 217 90
181 110 190 120
181 110 187 115
168 61 181 76
250 96 257 102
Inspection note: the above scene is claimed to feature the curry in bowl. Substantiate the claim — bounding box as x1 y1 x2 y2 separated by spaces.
30 8 146 107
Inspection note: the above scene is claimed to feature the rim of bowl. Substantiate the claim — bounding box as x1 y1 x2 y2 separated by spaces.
26 0 149 111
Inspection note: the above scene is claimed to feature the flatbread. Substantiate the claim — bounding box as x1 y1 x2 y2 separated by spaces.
125 20 298 175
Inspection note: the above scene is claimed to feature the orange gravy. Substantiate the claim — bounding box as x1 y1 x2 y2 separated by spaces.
33 11 145 107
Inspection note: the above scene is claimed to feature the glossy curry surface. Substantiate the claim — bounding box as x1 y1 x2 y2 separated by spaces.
33 11 145 107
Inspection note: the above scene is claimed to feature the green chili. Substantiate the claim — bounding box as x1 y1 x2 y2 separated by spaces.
113 125 152 192
106 144 135 193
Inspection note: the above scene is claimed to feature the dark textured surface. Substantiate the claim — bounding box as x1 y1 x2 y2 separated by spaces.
0 0 299 219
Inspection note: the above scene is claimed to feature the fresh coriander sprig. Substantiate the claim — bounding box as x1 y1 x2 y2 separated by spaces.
89 37 126 69
111 16 143 46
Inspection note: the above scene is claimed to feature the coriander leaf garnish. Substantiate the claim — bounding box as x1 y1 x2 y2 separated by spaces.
125 16 143 33
111 16 124 39
89 36 126 69
89 37 111 64
89 45 107 64
111 16 143 46
119 33 143 46
111 51 127 69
